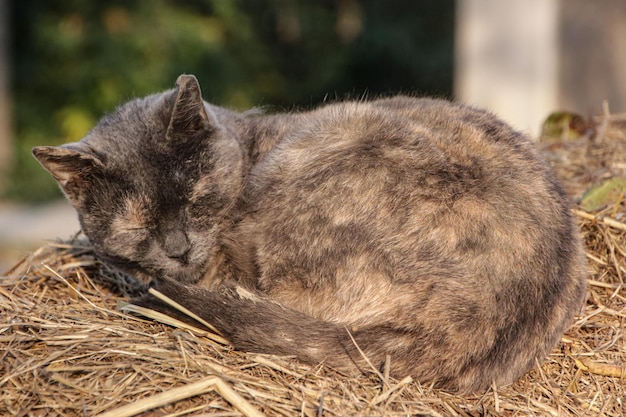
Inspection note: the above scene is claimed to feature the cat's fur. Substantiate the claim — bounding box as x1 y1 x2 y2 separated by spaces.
33 74 587 393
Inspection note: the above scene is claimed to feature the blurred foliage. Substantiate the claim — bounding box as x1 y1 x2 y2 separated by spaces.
7 0 454 202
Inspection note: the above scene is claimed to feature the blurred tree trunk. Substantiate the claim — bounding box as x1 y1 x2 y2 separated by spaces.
559 0 626 116
0 0 11 194
455 0 626 135
454 0 559 135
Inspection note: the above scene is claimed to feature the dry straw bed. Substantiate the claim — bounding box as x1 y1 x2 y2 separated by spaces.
2 110 626 416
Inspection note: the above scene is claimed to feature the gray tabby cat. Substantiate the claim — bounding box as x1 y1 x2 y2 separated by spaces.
33 74 587 393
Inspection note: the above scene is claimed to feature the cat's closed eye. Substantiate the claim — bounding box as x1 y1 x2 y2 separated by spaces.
119 195 151 228
104 195 152 257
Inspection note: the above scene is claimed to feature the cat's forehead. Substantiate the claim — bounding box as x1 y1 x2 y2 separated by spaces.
79 93 175 163
95 145 195 200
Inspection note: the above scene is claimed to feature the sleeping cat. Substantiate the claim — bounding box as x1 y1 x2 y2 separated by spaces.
33 74 587 393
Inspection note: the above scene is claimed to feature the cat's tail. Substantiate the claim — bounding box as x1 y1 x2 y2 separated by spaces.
131 278 398 379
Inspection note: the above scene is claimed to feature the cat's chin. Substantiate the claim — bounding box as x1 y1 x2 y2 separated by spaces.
157 264 207 286
115 264 203 287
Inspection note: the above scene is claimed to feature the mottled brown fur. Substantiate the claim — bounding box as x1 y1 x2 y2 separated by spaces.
33 75 587 393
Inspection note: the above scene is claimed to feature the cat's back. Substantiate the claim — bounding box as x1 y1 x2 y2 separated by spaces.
248 96 559 216
241 96 583 296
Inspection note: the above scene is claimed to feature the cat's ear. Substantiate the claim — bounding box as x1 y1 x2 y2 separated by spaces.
166 74 213 142
32 144 104 204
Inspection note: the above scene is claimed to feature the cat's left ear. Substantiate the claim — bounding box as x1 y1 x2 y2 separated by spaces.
32 144 104 205
166 74 214 142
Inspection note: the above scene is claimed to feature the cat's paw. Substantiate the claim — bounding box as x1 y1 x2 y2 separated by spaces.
130 280 199 327
147 275 191 299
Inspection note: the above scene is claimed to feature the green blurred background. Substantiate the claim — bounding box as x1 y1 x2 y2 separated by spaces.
4 0 455 203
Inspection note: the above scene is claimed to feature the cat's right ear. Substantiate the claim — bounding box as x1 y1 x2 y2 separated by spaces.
166 74 214 143
32 145 104 205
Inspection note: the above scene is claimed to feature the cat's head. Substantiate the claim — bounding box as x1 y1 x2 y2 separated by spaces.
33 74 245 284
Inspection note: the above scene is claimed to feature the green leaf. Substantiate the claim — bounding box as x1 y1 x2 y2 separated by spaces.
580 177 626 212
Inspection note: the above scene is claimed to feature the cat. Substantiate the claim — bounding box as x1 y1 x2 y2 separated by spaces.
33 74 587 393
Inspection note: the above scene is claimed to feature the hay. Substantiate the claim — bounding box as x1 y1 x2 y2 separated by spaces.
2 113 625 416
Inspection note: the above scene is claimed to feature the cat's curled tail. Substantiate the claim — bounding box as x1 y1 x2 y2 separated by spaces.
133 278 396 377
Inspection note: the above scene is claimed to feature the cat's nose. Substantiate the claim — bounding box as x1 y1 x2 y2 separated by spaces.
163 230 192 261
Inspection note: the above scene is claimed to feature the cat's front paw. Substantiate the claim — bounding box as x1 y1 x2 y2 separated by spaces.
130 278 199 326
147 274 191 300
